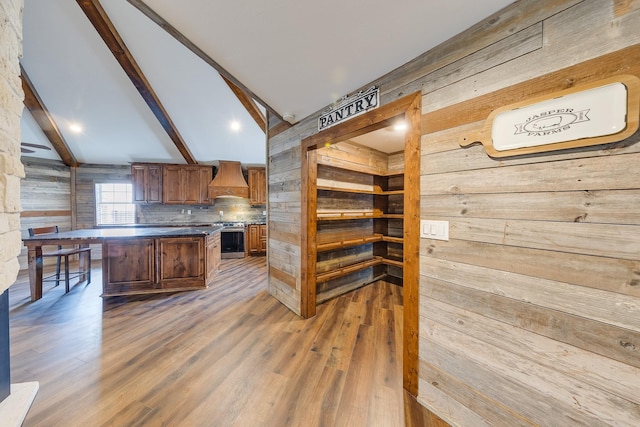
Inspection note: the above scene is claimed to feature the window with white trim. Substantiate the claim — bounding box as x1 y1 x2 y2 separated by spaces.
95 183 135 225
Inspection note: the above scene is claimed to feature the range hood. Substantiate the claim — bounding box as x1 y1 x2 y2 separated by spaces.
208 160 249 199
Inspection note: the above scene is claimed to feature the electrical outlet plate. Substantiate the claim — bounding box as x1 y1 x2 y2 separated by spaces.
420 220 449 241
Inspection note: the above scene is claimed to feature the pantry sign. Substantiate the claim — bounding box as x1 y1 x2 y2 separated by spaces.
319 86 379 131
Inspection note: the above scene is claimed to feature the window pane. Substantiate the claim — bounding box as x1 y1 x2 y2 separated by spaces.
95 182 135 225
113 192 130 203
113 183 129 193
102 191 115 203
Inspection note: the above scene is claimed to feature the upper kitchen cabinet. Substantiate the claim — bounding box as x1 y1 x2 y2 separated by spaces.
248 167 266 205
163 165 213 205
131 163 163 204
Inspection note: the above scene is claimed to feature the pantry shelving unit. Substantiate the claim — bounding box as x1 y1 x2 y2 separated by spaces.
310 145 405 304
297 92 420 394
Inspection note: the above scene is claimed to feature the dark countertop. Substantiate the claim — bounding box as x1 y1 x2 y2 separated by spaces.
23 225 224 243
96 223 214 228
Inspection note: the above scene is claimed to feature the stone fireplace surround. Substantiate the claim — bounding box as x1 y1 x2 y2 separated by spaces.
0 1 39 424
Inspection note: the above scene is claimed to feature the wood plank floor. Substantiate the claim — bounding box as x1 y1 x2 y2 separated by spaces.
7 257 440 426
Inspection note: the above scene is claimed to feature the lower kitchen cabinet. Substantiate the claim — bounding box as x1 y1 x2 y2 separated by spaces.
103 238 156 294
247 224 267 256
157 237 206 288
103 232 221 296
259 225 267 253
206 232 221 279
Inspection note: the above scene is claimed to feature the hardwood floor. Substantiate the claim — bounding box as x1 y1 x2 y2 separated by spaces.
8 257 428 426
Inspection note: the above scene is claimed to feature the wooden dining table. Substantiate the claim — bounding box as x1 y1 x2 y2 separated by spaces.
22 228 109 301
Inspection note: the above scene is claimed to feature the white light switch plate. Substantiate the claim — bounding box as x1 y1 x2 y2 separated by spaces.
420 220 449 241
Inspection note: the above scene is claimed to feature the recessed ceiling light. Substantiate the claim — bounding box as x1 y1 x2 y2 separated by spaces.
69 123 83 133
393 122 407 131
230 120 241 132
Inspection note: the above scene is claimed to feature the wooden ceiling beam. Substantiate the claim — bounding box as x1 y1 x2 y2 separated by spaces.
220 75 267 132
126 0 288 130
76 0 197 164
20 65 79 167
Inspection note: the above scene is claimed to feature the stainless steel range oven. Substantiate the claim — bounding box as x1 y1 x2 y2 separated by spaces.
217 223 245 258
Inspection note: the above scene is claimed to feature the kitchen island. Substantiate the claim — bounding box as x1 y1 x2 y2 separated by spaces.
22 226 223 300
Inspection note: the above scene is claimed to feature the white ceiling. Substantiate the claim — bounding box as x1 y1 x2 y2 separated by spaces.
350 124 407 154
20 0 514 166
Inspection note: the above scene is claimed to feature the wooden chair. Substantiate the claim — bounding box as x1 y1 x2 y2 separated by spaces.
28 226 91 293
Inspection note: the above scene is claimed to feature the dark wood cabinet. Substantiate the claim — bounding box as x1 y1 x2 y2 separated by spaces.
131 163 163 203
103 232 221 296
248 167 266 205
260 224 267 253
132 163 212 205
162 165 213 205
247 224 267 255
206 232 221 279
157 237 205 288
162 165 182 204
103 238 156 294
198 167 212 204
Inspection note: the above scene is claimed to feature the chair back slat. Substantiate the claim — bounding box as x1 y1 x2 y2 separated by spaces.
28 225 59 237
28 226 62 250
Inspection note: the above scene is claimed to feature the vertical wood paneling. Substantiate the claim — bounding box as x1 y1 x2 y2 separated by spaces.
402 93 422 396
301 148 317 317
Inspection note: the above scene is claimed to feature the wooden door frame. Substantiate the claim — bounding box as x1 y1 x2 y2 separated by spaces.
300 91 421 395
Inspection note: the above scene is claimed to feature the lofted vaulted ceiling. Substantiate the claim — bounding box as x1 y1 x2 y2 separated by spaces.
20 0 514 166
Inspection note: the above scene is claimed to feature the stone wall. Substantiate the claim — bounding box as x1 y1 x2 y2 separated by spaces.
0 0 25 295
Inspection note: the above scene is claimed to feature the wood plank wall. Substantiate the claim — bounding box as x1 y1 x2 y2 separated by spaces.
18 158 72 269
415 2 640 424
75 164 132 259
18 160 132 268
267 0 640 424
75 163 131 231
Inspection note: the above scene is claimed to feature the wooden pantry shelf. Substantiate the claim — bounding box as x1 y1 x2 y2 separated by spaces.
316 156 405 176
381 214 404 219
382 258 404 268
382 236 404 244
317 185 404 195
316 212 403 220
316 234 384 252
316 257 384 283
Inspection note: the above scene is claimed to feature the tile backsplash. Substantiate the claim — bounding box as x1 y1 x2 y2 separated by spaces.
137 198 266 225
